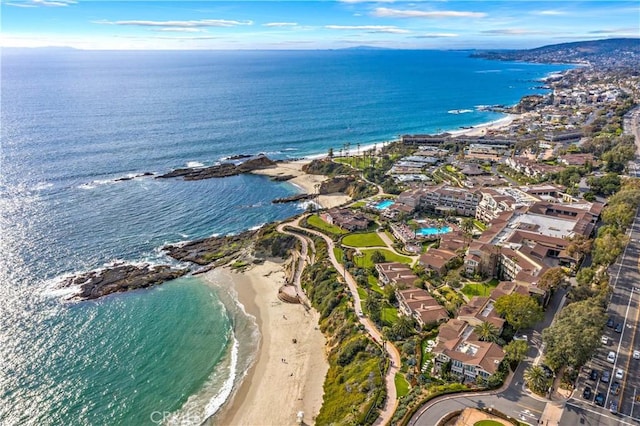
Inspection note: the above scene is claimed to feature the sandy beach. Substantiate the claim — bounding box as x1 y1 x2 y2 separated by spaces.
210 262 328 426
448 113 518 137
252 160 352 209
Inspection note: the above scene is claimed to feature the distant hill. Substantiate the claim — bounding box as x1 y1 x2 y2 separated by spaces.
471 38 640 68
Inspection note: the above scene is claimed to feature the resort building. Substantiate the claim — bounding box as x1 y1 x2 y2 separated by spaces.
432 319 505 382
419 185 480 217
418 249 459 277
375 262 417 288
396 288 450 328
321 208 370 231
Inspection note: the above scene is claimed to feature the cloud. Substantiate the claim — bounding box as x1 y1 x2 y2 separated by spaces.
263 22 298 27
481 29 546 36
373 7 486 19
94 19 253 28
588 27 640 34
531 10 566 16
155 28 207 33
412 33 459 38
325 25 409 34
6 0 76 6
339 0 395 3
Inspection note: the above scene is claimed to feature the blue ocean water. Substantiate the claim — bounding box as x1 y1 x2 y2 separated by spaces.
0 49 570 425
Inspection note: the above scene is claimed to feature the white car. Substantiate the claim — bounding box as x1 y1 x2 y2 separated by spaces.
601 336 608 345
607 351 616 363
615 368 624 380
633 350 640 360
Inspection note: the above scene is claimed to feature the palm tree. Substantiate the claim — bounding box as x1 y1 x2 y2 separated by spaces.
524 365 550 395
393 316 415 339
474 321 500 343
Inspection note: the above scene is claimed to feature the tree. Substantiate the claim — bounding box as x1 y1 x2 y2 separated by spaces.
461 217 475 235
494 293 544 331
370 250 386 264
576 267 595 286
365 292 382 323
593 232 627 266
474 321 500 343
538 267 565 291
392 315 415 339
542 298 606 370
602 202 634 229
504 339 529 364
566 235 593 260
327 147 334 158
524 365 551 395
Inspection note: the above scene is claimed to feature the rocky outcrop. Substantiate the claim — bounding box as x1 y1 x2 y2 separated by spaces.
270 174 295 182
60 263 189 301
272 193 313 204
157 155 276 181
319 175 355 194
164 230 257 266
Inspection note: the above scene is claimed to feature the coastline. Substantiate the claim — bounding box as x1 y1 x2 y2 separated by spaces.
207 262 328 426
252 160 351 209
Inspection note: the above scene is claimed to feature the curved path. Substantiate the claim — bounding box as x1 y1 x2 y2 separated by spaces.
279 214 402 425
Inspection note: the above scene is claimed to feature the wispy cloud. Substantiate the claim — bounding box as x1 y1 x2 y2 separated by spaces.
339 0 395 3
93 19 253 28
588 27 640 34
263 22 298 27
412 33 459 38
531 10 566 16
481 29 546 36
155 27 207 33
5 0 76 6
373 7 487 19
325 25 409 34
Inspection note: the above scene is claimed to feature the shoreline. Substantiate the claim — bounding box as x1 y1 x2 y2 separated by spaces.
206 263 328 426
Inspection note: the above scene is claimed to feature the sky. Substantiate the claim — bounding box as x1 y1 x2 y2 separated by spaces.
1 0 639 50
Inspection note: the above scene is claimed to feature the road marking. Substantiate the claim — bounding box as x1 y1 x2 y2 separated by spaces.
620 286 640 413
606 286 635 410
565 401 638 426
612 206 640 290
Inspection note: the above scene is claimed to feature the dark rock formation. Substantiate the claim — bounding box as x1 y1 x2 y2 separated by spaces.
157 155 276 181
164 230 257 266
60 263 189 301
272 193 313 204
270 174 296 182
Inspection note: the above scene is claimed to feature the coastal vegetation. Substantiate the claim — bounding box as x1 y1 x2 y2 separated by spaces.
305 214 347 237
301 236 387 425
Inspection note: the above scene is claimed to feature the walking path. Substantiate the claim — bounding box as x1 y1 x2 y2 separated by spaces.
279 214 402 425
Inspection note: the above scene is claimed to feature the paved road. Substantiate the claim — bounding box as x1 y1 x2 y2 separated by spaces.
564 208 640 425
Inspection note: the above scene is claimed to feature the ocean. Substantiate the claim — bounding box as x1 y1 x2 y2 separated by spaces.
0 49 570 425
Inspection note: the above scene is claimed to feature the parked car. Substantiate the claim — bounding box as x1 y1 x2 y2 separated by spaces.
595 392 605 406
610 400 618 414
615 368 624 379
607 317 615 328
589 369 599 381
601 335 609 345
583 386 592 399
633 349 640 360
540 364 554 378
607 351 616 363
615 323 623 333
611 381 620 395
602 370 610 383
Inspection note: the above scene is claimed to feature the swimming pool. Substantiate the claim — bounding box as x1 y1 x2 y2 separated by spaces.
416 226 452 236
374 200 394 210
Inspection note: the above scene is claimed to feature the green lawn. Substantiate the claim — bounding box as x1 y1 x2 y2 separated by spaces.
474 421 506 426
342 232 386 248
381 307 398 325
460 280 499 298
357 287 368 300
359 249 413 268
473 219 487 231
395 373 410 398
350 201 366 208
333 247 344 263
307 214 347 236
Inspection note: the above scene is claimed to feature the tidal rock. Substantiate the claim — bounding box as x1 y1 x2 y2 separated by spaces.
60 263 189 301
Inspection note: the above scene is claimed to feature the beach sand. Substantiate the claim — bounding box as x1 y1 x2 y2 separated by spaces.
252 160 351 209
448 113 518 138
211 262 328 426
